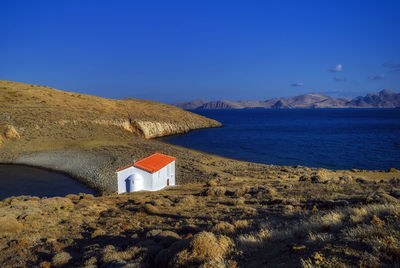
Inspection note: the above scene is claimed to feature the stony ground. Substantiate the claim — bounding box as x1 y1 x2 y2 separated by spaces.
1 168 400 267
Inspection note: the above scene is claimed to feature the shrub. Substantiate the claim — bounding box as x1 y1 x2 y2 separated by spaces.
52 251 72 266
370 215 385 227
206 187 226 197
0 217 23 233
207 179 218 186
233 219 249 230
171 231 233 267
233 197 245 206
212 222 235 235
101 245 141 263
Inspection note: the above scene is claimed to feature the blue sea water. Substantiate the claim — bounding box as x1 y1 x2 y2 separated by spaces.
162 109 400 170
0 165 95 200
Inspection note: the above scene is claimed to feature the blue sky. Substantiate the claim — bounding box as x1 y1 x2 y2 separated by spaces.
1 0 399 103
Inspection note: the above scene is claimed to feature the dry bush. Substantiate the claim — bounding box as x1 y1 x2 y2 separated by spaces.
232 186 248 197
39 261 51 268
207 179 218 186
255 186 277 200
319 211 345 230
349 207 368 223
206 186 226 197
370 215 385 227
171 231 233 267
233 219 249 230
350 203 399 224
0 217 23 233
142 203 160 214
212 221 235 235
176 195 196 206
52 251 72 266
101 245 142 264
238 228 271 249
241 206 258 216
233 197 245 206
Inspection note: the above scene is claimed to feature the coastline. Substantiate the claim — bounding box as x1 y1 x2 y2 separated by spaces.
1 131 398 196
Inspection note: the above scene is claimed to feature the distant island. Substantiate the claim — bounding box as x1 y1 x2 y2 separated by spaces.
174 89 400 109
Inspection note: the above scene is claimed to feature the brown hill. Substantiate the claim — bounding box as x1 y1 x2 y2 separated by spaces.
0 80 221 140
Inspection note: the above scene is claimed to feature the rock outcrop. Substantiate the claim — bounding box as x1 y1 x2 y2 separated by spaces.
4 125 20 139
132 120 221 139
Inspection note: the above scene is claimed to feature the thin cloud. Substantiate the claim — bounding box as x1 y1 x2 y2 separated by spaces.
382 61 400 72
329 64 343 72
368 74 385 80
333 76 346 82
291 82 304 87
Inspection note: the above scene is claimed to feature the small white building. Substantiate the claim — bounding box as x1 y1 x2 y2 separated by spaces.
115 153 176 194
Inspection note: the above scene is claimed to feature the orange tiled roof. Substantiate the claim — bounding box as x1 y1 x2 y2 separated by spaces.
115 153 176 173
134 153 176 173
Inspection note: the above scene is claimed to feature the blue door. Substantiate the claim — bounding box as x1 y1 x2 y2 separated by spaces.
125 176 134 192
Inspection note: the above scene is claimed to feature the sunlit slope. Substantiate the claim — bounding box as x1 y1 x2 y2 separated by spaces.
0 80 221 143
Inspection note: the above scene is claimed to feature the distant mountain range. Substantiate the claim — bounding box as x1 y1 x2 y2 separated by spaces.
173 90 400 109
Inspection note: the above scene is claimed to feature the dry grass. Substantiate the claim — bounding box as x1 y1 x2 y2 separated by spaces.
172 231 233 267
232 197 245 206
212 221 235 235
232 219 249 230
52 251 72 266
0 173 400 267
206 186 226 197
101 245 142 264
0 217 23 233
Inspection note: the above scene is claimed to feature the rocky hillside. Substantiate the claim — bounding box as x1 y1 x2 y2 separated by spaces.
0 80 221 141
1 166 400 267
174 90 400 109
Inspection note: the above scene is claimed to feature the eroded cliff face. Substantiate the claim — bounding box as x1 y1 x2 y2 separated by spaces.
132 119 221 139
55 118 221 139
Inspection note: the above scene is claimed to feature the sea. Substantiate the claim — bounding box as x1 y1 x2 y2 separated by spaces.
0 165 94 200
162 109 400 170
